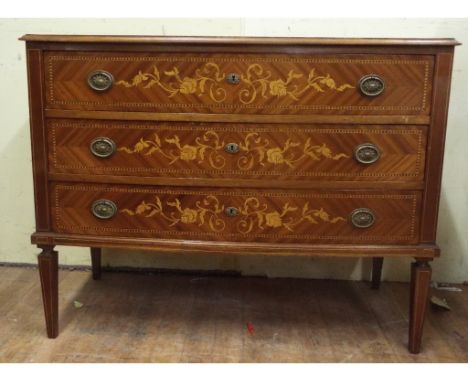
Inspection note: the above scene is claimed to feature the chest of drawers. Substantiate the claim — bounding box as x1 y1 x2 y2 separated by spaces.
21 35 459 354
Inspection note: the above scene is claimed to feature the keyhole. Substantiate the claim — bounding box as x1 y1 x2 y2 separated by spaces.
226 73 240 84
225 206 239 217
225 142 239 154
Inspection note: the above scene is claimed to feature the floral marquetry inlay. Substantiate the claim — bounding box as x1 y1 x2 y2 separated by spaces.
115 63 355 104
117 131 349 170
237 198 345 234
237 133 349 170
120 195 345 234
238 64 355 104
117 131 226 169
116 63 227 102
121 195 226 232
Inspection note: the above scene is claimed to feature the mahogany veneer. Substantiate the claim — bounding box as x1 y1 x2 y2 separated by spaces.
21 34 459 354
45 52 433 115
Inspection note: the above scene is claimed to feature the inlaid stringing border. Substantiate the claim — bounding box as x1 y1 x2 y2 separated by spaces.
46 55 432 112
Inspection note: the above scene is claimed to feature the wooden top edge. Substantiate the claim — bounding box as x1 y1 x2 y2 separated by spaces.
19 34 461 46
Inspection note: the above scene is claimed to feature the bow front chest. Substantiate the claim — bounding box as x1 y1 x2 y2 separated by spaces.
20 35 459 353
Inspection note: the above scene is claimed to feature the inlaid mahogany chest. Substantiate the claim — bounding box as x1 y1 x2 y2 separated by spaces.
20 34 459 354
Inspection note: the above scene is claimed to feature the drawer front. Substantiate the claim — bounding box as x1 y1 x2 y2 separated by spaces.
52 184 421 244
45 52 433 115
48 119 426 182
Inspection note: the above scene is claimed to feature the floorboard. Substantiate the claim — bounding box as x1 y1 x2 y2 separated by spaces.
0 266 466 363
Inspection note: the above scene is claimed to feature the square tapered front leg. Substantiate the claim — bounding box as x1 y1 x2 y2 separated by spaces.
38 245 59 338
408 259 432 354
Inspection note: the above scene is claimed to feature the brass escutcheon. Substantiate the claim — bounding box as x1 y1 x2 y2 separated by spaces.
224 142 240 154
225 73 241 84
224 206 239 217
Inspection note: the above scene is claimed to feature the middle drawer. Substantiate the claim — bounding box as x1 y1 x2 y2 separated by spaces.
48 119 426 183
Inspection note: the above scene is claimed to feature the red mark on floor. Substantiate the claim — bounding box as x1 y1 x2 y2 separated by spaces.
247 322 255 335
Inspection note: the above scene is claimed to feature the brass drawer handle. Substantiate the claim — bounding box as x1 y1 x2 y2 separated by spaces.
90 137 116 158
354 143 381 164
359 74 385 97
224 142 240 154
226 73 241 84
87 70 114 91
91 199 117 220
224 206 239 217
350 208 376 228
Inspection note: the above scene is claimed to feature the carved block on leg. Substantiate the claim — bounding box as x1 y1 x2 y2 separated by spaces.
90 247 102 280
37 245 59 339
408 259 432 354
371 257 384 289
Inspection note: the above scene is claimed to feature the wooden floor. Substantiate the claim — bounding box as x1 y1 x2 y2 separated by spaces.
0 265 467 363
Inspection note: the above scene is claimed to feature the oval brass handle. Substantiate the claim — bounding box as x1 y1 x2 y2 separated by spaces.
224 206 239 217
87 70 114 91
359 74 385 97
90 137 116 158
354 143 381 164
91 199 117 220
350 208 376 228
224 142 240 154
226 73 241 84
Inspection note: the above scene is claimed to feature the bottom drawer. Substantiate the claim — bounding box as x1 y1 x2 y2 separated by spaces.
52 183 420 244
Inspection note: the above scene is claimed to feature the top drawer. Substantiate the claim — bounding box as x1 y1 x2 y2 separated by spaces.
44 52 434 115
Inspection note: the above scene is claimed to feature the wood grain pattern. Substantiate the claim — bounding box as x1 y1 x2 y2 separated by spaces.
420 51 455 242
37 245 59 338
48 119 427 182
19 34 461 46
3 266 468 362
47 173 425 191
45 109 432 125
22 35 457 350
409 260 432 353
51 183 421 244
26 49 50 231
30 231 439 258
44 52 433 115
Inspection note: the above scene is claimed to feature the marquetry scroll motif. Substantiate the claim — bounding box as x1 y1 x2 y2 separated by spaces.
236 133 349 170
115 63 227 103
117 131 226 169
236 198 345 234
121 195 226 232
115 63 355 104
120 194 344 234
117 130 348 171
238 64 354 105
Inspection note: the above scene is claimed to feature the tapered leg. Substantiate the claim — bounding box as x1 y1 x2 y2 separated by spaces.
37 245 59 338
371 257 384 289
90 247 102 280
408 259 432 354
